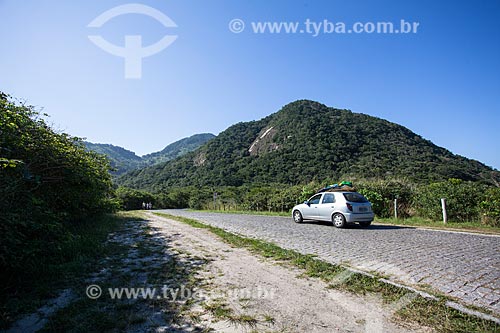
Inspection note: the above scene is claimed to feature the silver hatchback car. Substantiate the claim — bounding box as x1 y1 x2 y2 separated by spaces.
292 191 374 228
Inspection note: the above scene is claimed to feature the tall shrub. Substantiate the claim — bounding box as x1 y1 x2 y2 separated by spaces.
0 93 115 288
357 180 415 218
479 187 500 226
415 179 484 222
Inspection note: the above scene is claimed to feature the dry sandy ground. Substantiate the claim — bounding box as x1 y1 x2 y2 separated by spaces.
147 213 429 333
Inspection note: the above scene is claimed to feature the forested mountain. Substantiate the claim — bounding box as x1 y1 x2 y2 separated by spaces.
116 100 499 191
142 133 215 166
85 133 215 175
84 142 143 175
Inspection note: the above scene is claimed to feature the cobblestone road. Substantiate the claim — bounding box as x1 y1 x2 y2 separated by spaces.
158 210 500 315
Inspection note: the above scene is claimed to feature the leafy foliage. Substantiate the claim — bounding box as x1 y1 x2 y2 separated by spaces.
357 180 415 218
114 186 157 210
479 187 500 226
414 179 485 222
143 181 497 225
0 92 116 301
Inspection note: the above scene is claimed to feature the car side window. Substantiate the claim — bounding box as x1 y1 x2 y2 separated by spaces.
309 194 322 205
322 193 335 204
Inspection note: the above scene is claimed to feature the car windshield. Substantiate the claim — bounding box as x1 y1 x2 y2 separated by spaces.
343 192 368 203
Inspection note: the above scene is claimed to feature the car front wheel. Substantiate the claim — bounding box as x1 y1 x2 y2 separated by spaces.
332 213 346 228
293 210 303 223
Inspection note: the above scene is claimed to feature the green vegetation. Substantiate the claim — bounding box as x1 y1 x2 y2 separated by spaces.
117 100 499 189
479 187 500 226
116 178 500 227
113 186 191 210
114 186 158 210
0 213 133 329
85 133 215 176
0 92 118 327
202 299 259 328
189 209 290 217
415 178 482 222
156 213 499 332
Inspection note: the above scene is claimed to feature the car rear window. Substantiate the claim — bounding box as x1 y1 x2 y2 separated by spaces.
343 192 368 203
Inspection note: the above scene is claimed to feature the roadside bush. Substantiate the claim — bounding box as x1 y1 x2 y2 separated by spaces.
357 187 385 216
242 186 272 211
357 180 415 218
415 179 484 222
479 187 500 227
121 178 499 226
299 182 321 202
0 92 115 304
188 187 213 210
115 186 157 210
165 187 192 208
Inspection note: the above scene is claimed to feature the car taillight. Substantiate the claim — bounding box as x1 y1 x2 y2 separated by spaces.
346 203 353 211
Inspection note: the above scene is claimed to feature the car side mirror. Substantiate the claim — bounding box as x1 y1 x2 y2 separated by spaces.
304 201 309 206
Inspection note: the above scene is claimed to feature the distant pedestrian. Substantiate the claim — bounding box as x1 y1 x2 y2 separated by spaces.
142 202 146 210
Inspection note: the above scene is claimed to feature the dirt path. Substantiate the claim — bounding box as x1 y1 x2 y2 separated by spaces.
147 213 428 332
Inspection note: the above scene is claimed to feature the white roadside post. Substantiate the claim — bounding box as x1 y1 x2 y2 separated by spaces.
441 198 447 224
394 198 398 219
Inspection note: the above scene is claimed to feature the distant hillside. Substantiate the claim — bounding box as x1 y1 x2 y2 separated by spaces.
85 133 214 175
142 133 215 166
116 100 499 190
84 142 142 176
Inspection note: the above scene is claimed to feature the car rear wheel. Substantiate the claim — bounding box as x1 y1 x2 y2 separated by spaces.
332 213 346 228
293 210 303 223
359 221 372 227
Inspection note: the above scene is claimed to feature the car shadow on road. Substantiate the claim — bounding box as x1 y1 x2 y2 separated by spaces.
358 224 415 230
301 220 413 230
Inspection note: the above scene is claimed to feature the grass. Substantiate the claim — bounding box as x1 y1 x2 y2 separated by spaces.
188 209 290 217
203 299 258 328
155 212 499 333
376 217 500 234
203 296 274 329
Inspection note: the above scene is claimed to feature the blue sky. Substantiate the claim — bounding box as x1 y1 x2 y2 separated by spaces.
1 0 499 169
